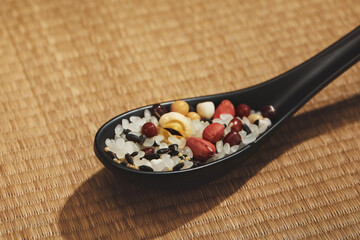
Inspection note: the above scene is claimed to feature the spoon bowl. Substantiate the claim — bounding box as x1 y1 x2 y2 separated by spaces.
94 26 360 188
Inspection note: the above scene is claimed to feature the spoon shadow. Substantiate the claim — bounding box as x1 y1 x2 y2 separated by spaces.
58 94 360 239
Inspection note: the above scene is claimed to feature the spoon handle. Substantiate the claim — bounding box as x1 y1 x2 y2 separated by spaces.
267 25 360 118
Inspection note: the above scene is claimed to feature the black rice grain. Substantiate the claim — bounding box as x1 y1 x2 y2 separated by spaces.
242 124 252 134
173 162 184 171
106 151 117 159
130 151 138 157
144 153 160 160
168 150 179 156
152 104 168 119
120 161 128 167
168 144 178 151
139 165 154 171
126 133 139 142
138 135 146 145
123 129 131 134
192 161 204 168
156 148 169 154
125 153 134 164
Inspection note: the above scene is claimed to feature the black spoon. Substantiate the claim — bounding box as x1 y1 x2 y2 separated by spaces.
94 26 360 188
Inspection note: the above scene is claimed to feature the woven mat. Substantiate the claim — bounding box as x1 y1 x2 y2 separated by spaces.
1 0 359 239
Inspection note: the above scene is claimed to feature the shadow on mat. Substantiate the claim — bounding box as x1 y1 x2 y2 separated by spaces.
58 95 360 239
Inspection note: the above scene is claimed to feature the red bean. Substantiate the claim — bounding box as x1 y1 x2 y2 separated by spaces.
141 122 158 138
223 131 242 146
236 104 250 118
142 147 154 155
228 118 242 131
261 105 276 119
152 104 168 119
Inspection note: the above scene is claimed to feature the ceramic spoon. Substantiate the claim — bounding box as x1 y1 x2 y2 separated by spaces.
94 25 360 188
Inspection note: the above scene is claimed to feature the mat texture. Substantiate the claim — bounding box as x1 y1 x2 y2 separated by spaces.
1 0 359 239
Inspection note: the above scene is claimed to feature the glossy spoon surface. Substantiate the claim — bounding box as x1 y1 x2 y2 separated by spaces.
94 26 360 188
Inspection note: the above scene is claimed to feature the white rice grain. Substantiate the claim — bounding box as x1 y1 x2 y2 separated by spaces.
168 136 180 145
128 122 141 132
182 160 193 170
151 159 165 171
224 125 232 136
242 117 250 126
115 138 125 148
130 116 141 123
171 156 180 165
230 145 239 153
183 146 193 158
159 142 168 149
115 124 123 136
263 117 272 127
134 159 152 168
242 133 257 144
220 114 233 125
122 119 129 129
162 157 174 169
224 143 231 154
150 116 158 126
239 130 247 139
179 137 186 148
124 141 133 154
144 109 151 119
143 137 154 147
216 140 223 153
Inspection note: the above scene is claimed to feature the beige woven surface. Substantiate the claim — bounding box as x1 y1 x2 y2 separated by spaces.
1 0 359 239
